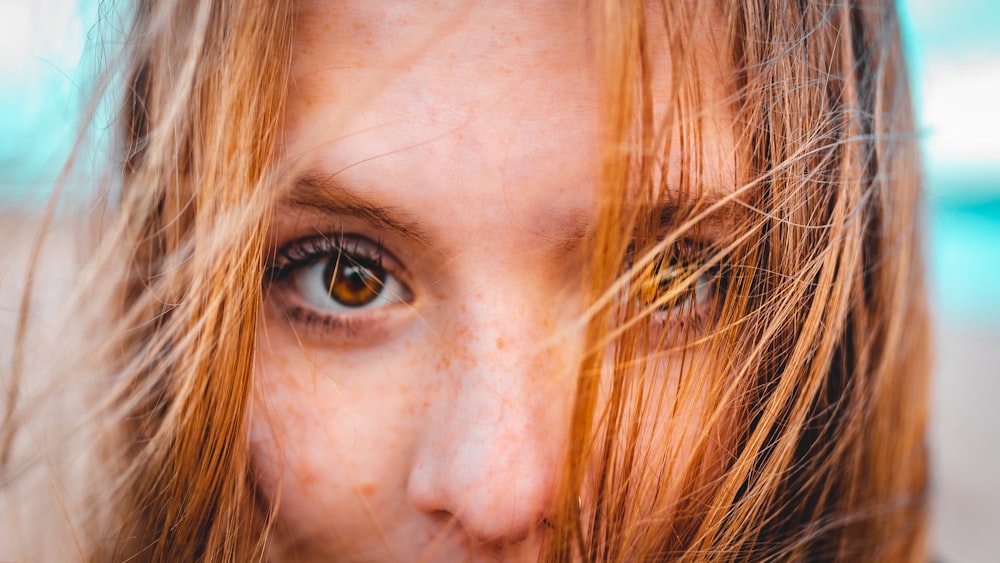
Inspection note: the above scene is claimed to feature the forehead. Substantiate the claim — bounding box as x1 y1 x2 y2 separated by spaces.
288 3 598 155
285 1 736 222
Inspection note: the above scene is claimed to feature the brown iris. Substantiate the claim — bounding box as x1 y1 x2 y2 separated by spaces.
640 254 680 308
323 255 386 308
638 247 714 313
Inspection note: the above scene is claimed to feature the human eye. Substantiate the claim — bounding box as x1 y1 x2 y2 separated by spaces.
264 233 414 340
633 239 727 326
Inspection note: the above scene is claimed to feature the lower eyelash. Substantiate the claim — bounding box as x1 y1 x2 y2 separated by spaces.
281 305 368 339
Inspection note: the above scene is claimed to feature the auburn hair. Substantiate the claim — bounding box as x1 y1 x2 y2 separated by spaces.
1 0 928 561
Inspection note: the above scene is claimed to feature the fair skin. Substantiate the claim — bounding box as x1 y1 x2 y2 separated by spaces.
252 1 736 561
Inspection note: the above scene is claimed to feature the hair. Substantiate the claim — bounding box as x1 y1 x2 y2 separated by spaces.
1 0 928 561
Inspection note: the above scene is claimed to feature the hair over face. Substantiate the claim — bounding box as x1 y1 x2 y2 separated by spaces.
0 0 928 561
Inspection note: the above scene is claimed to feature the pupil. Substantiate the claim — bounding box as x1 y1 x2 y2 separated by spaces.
323 257 385 307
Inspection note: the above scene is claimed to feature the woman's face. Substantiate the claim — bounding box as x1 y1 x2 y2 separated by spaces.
253 1 735 560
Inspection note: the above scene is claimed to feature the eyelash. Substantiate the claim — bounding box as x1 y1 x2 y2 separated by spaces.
265 234 414 339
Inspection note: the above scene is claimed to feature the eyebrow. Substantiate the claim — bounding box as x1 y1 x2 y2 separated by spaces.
284 173 432 244
284 172 737 250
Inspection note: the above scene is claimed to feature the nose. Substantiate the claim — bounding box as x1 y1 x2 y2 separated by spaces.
406 289 573 546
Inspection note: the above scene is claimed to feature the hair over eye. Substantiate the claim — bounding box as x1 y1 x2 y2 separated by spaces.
265 233 414 335
630 239 728 326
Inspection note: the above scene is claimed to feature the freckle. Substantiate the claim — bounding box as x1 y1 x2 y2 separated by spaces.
436 354 451 373
358 482 377 497
496 337 505 350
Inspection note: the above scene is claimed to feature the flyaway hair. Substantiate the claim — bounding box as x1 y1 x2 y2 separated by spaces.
0 0 928 561
546 1 928 560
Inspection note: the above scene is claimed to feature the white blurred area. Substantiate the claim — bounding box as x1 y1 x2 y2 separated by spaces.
0 1 85 77
921 57 1000 190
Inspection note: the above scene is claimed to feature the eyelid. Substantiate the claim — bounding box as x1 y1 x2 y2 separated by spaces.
625 236 712 275
268 233 407 283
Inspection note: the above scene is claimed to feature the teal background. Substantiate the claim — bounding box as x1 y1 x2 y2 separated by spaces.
899 0 1000 324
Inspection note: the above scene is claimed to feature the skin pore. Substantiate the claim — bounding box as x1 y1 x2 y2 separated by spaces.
252 1 737 560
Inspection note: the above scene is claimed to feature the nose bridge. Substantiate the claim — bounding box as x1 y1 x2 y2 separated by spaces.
407 267 575 544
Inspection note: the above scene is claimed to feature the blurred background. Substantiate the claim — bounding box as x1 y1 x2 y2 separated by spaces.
1 0 998 560
901 1 1000 561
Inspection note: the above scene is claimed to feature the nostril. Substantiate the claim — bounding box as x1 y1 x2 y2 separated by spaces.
407 444 558 546
455 506 552 547
410 501 552 552
412 476 541 535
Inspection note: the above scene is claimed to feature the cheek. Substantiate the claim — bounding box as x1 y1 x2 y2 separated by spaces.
592 347 729 515
249 327 430 547
651 351 732 514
